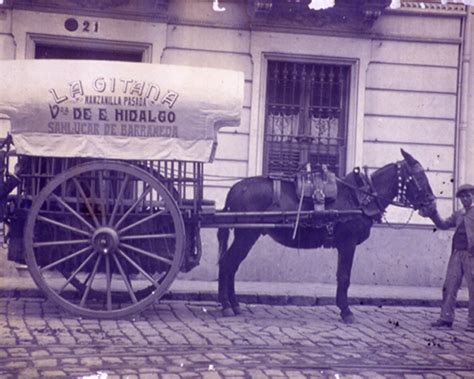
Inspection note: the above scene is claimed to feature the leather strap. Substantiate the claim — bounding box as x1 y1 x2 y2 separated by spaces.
272 179 281 207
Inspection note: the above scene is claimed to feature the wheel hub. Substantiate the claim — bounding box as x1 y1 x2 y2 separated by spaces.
92 227 119 255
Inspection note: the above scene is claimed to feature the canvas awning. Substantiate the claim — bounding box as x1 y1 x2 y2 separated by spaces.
0 60 244 162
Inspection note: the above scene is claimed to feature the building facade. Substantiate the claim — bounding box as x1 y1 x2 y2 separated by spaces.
0 0 472 287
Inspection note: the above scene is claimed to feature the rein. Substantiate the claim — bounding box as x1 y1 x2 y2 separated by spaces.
382 209 415 229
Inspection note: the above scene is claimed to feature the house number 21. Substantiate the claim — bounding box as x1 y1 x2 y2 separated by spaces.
82 20 99 33
64 18 99 33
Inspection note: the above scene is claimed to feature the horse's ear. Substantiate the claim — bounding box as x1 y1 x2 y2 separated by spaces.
400 148 418 166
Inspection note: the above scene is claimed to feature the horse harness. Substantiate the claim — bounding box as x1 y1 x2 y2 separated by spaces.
269 165 350 244
268 159 423 242
340 160 425 220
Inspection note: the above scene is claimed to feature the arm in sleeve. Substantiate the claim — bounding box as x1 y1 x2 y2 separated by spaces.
429 210 457 230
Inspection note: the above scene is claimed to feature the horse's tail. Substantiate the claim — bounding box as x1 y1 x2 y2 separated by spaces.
217 201 231 263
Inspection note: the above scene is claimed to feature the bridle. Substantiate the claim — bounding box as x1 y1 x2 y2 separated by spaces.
381 160 421 228
391 160 424 208
338 160 432 214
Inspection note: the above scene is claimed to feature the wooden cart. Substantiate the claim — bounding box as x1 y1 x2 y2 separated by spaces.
0 60 243 318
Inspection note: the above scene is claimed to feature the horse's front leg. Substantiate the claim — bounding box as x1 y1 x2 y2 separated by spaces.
336 244 356 324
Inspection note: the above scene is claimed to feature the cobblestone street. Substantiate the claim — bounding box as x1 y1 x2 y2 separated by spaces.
1 297 474 378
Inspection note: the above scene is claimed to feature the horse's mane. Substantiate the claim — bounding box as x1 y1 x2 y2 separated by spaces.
340 162 396 182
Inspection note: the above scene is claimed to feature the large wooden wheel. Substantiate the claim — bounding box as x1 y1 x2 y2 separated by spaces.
24 161 185 318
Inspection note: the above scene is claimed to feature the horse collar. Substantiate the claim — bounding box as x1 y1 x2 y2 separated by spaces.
364 167 385 218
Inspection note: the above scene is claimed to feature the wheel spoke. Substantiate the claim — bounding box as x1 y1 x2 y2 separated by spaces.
40 246 92 272
118 209 166 235
79 254 102 307
109 174 130 227
114 185 152 229
120 233 175 241
33 239 90 248
117 248 160 287
37 215 91 237
105 255 112 311
58 251 98 294
99 170 107 225
120 242 173 266
73 178 100 228
112 253 138 304
52 194 95 232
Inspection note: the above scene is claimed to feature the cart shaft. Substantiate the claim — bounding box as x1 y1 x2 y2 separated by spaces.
199 209 363 229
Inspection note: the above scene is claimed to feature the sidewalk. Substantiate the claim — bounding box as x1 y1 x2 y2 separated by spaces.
0 274 469 308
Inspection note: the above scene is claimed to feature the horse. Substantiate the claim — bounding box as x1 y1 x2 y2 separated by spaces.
217 149 436 323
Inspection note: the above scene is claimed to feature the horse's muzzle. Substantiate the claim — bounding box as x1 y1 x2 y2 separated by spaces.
416 196 436 212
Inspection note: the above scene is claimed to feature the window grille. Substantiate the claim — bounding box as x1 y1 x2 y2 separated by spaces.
263 60 350 178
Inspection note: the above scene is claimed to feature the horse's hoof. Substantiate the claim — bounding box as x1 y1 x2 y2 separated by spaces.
232 305 241 315
341 313 355 324
222 307 234 317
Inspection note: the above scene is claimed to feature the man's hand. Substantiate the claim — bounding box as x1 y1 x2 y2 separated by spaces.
418 202 437 218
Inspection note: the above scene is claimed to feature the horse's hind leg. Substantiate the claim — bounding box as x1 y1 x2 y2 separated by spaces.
219 229 260 316
336 244 356 324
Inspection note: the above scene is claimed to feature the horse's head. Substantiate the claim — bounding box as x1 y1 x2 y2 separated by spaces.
398 149 435 210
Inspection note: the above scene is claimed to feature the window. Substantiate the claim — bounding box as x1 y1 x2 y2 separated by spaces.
35 44 143 61
263 60 350 177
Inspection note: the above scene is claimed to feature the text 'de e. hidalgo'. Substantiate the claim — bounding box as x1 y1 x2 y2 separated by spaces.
46 77 180 138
